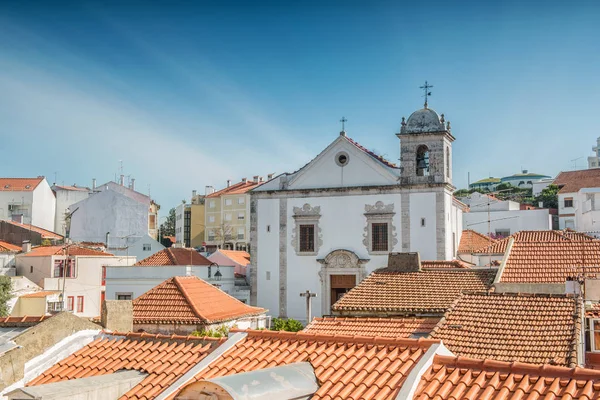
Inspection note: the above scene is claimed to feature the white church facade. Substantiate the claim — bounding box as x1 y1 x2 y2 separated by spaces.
250 105 464 322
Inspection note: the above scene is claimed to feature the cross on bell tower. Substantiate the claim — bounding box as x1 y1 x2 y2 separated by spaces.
420 81 433 109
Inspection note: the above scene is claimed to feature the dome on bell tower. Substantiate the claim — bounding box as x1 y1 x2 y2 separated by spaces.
401 107 446 134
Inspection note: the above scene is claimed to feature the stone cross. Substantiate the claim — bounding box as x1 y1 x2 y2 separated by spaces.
299 290 317 324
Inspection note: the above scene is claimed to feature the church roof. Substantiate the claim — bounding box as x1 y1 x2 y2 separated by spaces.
401 107 446 134
345 136 399 169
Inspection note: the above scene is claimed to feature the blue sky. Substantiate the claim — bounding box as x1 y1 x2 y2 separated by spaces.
1 0 599 211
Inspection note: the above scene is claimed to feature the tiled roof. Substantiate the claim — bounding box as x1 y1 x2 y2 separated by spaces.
2 220 63 240
303 317 440 338
0 177 44 191
420 260 471 269
179 330 439 400
26 331 225 400
52 185 90 192
331 268 497 315
133 276 265 324
20 291 59 298
458 230 495 254
218 249 250 266
555 168 600 193
206 179 263 198
345 136 399 169
0 315 51 326
134 248 211 266
499 231 600 283
587 303 600 318
473 229 595 255
413 355 600 400
22 245 114 257
0 240 21 252
430 292 581 367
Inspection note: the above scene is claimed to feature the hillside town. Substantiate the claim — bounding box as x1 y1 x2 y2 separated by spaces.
1 101 600 399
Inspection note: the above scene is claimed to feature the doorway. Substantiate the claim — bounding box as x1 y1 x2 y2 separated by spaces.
330 275 356 310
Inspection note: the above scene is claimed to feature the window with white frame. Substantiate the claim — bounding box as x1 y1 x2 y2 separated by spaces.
238 212 245 220
208 230 215 241
238 227 245 240
225 213 232 221
363 201 397 255
209 215 215 223
209 200 215 208
291 204 321 256
116 292 133 300
238 197 245 205
225 199 233 206
564 197 574 208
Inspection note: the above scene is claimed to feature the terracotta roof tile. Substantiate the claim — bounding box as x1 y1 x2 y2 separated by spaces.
414 354 600 400
303 317 440 338
20 291 59 298
430 292 581 367
420 260 471 269
26 332 225 400
555 169 600 193
181 330 439 400
587 303 600 318
134 248 211 266
458 230 495 254
217 250 250 266
2 220 63 240
345 136 399 169
331 268 497 315
0 315 50 326
0 240 21 252
133 276 266 324
22 245 113 257
0 177 44 191
206 179 263 198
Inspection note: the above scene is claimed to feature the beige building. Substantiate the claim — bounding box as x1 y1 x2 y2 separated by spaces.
205 176 268 252
190 192 205 248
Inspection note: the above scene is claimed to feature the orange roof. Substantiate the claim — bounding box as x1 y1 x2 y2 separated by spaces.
0 240 21 252
133 276 266 324
178 330 439 400
498 230 600 283
217 249 250 266
23 245 114 257
413 355 600 400
206 179 263 198
0 177 44 191
26 332 225 400
555 168 600 193
303 317 440 338
0 315 51 325
430 292 581 367
20 291 60 298
420 260 471 269
134 248 211 266
331 268 497 315
346 136 399 169
458 229 495 254
2 220 63 240
164 236 176 244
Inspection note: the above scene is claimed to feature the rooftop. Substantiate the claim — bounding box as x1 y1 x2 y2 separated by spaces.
345 136 399 169
22 245 114 257
331 267 497 315
2 220 63 240
0 240 21 252
20 291 59 298
0 177 44 191
206 179 263 198
430 292 581 367
458 230 495 254
413 355 600 399
52 185 90 192
555 168 600 193
303 317 440 338
216 249 250 266
134 247 212 266
133 276 266 325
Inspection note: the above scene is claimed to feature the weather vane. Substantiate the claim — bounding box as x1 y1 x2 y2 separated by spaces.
340 116 347 132
420 81 433 108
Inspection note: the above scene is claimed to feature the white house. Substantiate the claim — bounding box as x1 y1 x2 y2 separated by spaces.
460 192 552 237
175 202 190 247
52 185 90 236
107 234 165 262
555 169 600 231
589 137 600 169
499 170 551 189
250 104 464 322
0 177 56 232
15 245 134 317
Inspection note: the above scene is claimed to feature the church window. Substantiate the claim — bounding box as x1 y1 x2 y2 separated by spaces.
416 145 430 176
299 225 315 252
446 147 450 178
371 223 388 252
335 151 350 167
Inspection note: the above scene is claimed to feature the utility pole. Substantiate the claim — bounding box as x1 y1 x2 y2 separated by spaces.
299 290 317 324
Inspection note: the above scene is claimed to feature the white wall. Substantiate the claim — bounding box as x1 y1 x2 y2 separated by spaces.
256 199 281 319
54 188 90 235
460 192 519 212
31 180 56 232
464 209 552 236
409 192 436 260
175 203 185 245
0 191 34 225
559 189 600 231
108 234 163 262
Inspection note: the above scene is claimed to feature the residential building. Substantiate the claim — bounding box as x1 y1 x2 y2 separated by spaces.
589 136 600 168
11 291 60 317
532 177 555 196
499 170 552 188
468 176 500 191
69 180 160 243
251 105 465 321
554 168 600 231
175 202 190 247
15 245 134 317
0 177 56 232
190 191 205 248
132 276 267 335
51 184 90 236
0 240 20 271
208 249 251 276
461 192 553 237
303 316 439 338
205 176 265 253
456 229 495 264
0 220 63 247
105 247 250 303
107 233 164 262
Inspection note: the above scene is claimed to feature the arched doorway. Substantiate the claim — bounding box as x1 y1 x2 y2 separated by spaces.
317 250 368 315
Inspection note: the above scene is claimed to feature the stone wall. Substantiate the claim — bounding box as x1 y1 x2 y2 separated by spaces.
101 300 133 332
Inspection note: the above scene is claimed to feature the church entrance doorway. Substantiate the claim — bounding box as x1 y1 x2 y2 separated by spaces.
330 275 356 309
318 250 368 316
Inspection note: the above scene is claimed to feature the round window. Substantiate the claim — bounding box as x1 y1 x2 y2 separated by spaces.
335 151 349 167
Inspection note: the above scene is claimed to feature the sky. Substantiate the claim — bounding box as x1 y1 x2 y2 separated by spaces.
1 0 599 211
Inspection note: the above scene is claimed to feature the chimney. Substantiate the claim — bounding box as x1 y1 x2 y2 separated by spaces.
22 240 31 253
119 174 125 186
192 190 197 198
205 186 215 196
105 232 110 247
101 300 133 332
259 176 264 182
386 252 422 272
565 277 582 296
267 173 274 180
253 175 259 183
92 178 96 190
242 177 247 183
130 178 135 191
227 180 231 188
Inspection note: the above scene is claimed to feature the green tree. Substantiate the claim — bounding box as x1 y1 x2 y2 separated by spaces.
0 276 12 317
534 184 559 209
159 207 176 246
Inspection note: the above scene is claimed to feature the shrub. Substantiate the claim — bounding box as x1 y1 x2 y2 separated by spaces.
192 324 229 338
271 317 304 332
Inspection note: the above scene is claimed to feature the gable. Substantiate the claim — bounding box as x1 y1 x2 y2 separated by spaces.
285 136 399 190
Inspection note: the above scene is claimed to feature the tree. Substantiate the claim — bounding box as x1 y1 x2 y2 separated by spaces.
213 222 235 249
0 276 12 317
534 184 559 209
271 318 303 332
159 208 176 247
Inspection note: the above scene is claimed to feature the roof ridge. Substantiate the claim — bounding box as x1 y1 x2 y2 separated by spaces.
345 135 399 169
459 291 576 299
106 330 226 342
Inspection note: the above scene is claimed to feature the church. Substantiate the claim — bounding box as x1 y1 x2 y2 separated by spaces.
249 100 465 322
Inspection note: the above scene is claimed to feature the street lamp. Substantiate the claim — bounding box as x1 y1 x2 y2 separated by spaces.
208 262 222 281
